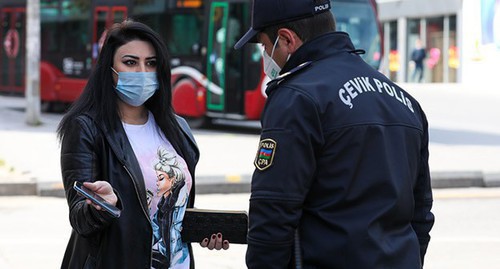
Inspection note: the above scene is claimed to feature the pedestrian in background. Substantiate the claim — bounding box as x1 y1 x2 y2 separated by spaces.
234 0 435 268
57 19 227 269
410 38 427 83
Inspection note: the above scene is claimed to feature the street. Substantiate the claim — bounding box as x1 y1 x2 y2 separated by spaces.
2 83 500 192
0 188 499 269
425 188 500 269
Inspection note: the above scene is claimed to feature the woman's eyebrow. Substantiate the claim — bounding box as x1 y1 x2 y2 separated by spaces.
121 55 139 59
121 55 156 60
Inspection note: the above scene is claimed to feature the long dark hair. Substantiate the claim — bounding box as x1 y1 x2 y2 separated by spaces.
57 20 185 155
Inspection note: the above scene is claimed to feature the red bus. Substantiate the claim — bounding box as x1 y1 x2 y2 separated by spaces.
1 0 381 126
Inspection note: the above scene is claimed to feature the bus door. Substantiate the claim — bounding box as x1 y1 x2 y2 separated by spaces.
205 0 248 117
206 1 228 114
0 7 26 93
92 6 127 63
225 1 248 115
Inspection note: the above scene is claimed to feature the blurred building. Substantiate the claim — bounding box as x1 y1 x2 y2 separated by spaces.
377 0 500 84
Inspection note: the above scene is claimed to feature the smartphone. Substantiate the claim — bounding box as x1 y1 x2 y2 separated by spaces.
181 208 248 244
73 181 121 218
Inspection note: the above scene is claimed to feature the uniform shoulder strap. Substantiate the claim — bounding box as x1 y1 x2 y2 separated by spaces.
266 61 313 95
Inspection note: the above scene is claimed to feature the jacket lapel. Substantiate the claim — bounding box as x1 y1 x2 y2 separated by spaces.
84 113 150 216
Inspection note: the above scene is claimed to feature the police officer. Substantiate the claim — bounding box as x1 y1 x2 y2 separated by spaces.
234 0 435 268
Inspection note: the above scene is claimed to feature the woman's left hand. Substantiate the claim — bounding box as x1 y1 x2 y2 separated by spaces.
200 233 230 250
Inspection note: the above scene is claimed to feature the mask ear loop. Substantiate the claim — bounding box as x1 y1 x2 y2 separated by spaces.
270 35 280 58
271 36 291 64
110 67 119 75
110 67 119 88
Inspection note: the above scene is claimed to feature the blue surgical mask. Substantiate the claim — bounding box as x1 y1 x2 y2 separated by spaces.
111 67 159 107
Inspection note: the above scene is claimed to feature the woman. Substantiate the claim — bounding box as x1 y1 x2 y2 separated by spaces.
58 20 227 269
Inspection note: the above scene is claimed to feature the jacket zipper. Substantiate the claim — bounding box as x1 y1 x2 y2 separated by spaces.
123 164 154 267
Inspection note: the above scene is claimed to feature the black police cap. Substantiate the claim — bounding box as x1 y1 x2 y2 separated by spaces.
234 0 331 49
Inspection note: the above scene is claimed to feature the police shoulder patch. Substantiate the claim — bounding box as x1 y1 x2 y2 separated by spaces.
254 138 277 171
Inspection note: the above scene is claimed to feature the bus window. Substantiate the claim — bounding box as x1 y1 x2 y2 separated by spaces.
92 5 127 66
0 7 26 93
132 1 169 51
332 1 381 68
41 1 59 54
60 1 91 77
133 1 203 58
168 14 202 56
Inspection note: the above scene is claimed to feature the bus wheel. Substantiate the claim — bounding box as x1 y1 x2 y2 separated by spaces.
41 101 55 113
185 116 212 129
42 101 69 113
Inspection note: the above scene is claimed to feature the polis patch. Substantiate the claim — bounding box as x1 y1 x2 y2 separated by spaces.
254 138 277 171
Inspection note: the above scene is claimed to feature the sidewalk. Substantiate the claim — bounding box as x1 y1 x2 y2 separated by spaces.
1 82 500 196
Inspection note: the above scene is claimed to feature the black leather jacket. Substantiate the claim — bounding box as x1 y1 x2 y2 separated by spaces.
246 32 434 268
60 112 199 269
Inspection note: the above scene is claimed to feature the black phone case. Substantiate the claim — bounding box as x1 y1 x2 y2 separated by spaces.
181 208 248 244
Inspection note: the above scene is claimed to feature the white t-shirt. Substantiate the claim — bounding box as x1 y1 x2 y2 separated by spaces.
123 111 192 269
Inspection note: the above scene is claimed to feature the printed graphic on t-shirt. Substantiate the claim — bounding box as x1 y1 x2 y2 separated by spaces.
151 147 190 269
147 189 154 210
122 112 191 268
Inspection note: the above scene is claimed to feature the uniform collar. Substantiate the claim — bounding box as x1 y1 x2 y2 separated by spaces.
282 31 356 74
265 32 357 95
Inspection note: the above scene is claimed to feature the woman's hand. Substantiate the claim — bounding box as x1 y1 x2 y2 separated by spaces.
200 233 230 250
82 181 118 210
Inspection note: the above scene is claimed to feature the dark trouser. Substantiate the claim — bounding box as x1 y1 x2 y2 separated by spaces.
413 63 424 82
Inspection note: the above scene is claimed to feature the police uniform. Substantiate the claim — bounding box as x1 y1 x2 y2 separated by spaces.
247 32 435 268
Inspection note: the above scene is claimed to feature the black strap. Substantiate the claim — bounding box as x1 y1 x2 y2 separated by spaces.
294 229 303 269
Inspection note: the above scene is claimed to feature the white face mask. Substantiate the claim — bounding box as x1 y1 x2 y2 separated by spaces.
262 36 289 80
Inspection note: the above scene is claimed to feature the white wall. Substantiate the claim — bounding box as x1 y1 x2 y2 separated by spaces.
460 0 500 84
